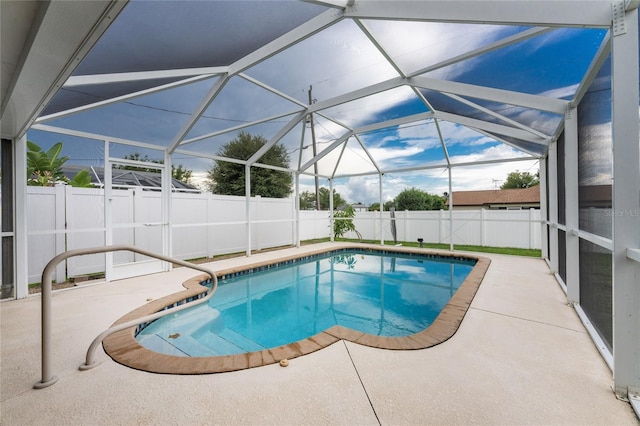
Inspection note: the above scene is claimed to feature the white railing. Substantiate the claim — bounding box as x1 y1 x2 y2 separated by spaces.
34 245 218 389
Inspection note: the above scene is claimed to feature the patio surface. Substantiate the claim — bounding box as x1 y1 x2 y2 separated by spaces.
1 243 638 425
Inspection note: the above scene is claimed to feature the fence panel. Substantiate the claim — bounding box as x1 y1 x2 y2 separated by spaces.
450 210 482 246
484 209 535 249
351 212 380 241
401 211 442 243
251 197 294 251
350 209 540 248
208 195 247 256
65 186 106 277
110 189 136 265
171 192 209 260
26 186 64 284
132 189 163 261
299 210 330 240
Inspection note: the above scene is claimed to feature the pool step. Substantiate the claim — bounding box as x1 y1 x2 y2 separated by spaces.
136 333 218 357
138 324 267 357
192 327 266 355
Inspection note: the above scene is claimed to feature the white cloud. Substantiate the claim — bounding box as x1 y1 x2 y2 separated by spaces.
365 20 515 80
108 18 546 196
338 176 383 205
578 122 612 186
438 121 496 146
243 18 518 141
334 144 539 204
189 171 210 191
448 144 539 191
538 83 579 100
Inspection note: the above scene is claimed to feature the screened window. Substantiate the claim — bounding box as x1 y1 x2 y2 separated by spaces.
557 132 566 226
577 56 612 239
579 238 612 351
1 139 14 299
558 229 566 284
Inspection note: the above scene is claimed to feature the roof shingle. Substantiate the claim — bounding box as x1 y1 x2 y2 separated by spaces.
451 186 540 206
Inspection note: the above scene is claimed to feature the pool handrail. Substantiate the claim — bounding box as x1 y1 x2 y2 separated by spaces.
34 244 218 389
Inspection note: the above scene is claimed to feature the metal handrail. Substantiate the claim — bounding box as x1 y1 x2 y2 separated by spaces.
34 244 218 389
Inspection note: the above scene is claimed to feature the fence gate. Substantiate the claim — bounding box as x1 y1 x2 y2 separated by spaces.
106 160 168 281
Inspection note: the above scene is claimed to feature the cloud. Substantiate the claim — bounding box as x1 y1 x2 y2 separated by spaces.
299 155 539 206
333 144 539 204
244 18 517 136
538 83 579 100
365 20 517 80
448 144 539 191
577 122 612 186
246 19 399 105
338 176 384 205
437 121 496 146
189 171 210 190
52 12 549 193
450 142 526 163
349 121 502 172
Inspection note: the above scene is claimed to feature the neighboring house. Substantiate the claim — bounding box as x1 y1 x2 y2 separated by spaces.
61 165 200 192
449 186 540 210
351 203 370 212
578 184 612 208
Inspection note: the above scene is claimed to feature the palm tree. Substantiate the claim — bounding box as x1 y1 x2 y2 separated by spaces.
26 141 93 187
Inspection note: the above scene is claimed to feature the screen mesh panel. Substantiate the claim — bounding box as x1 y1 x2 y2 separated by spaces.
577 56 612 239
579 238 612 351
558 229 566 284
557 132 566 225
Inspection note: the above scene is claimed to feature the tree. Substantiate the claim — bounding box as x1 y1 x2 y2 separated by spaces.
369 201 395 211
500 170 539 189
299 191 316 210
68 170 94 188
394 187 445 211
368 202 381 212
299 187 345 210
206 132 292 198
318 187 346 210
116 153 161 172
26 141 69 186
26 141 93 187
333 205 356 238
171 164 192 185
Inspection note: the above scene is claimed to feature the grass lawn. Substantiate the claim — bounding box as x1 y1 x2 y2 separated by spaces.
303 237 541 257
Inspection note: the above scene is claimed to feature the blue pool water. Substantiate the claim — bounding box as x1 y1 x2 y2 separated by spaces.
136 250 475 357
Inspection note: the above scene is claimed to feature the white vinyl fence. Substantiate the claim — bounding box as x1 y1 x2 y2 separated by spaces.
344 209 541 249
26 186 541 284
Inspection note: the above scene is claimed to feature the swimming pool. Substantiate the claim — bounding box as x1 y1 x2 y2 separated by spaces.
103 244 490 374
135 250 475 357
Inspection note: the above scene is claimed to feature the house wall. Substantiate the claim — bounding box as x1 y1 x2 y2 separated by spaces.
452 204 540 211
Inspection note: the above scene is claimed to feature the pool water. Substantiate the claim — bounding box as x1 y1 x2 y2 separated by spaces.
136 250 475 357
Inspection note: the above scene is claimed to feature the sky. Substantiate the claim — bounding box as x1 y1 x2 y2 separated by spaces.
28 0 609 205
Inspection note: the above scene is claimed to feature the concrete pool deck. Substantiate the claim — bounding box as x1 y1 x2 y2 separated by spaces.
1 243 638 425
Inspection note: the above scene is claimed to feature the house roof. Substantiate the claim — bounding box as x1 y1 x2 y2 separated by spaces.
451 186 540 206
61 165 199 191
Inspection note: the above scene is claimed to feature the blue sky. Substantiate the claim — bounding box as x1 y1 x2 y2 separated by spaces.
28 5 608 205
